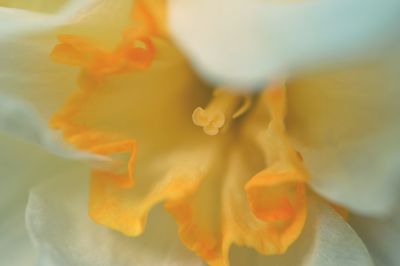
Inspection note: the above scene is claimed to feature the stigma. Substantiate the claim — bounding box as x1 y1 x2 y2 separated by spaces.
192 89 251 136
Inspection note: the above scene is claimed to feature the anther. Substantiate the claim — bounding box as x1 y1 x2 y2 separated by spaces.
192 89 251 136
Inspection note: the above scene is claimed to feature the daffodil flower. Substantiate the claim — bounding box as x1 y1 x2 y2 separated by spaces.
1 1 400 266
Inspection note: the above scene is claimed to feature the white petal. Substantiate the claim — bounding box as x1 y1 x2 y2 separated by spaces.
0 0 132 161
301 197 373 266
0 0 99 35
26 168 203 266
0 0 133 118
0 3 88 117
0 94 105 162
0 0 68 14
350 211 400 266
0 2 93 160
286 52 400 215
168 0 400 88
0 132 83 265
0 209 36 266
230 196 373 266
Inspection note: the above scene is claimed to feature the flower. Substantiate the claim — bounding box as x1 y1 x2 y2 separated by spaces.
0 0 400 266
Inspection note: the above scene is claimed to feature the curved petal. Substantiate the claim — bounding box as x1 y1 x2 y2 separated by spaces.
0 0 134 158
230 196 373 266
50 37 210 151
86 87 309 265
286 52 400 215
350 210 400 266
0 0 134 117
168 0 400 88
0 0 101 35
88 143 219 237
26 168 202 266
0 2 92 117
0 209 36 266
0 94 105 161
48 3 213 186
0 0 68 14
165 143 306 266
0 132 84 265
165 88 310 265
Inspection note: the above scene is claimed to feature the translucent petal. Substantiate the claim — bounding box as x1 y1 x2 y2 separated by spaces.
0 94 105 161
230 196 373 266
164 89 308 265
0 0 133 159
165 143 307 265
0 209 36 266
0 132 84 265
49 17 214 199
79 86 308 265
286 52 400 215
26 169 202 266
351 210 400 266
50 37 210 151
0 0 133 117
0 0 102 35
169 0 400 88
0 0 68 13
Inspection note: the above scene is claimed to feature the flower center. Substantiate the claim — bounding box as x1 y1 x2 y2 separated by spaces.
192 89 251 136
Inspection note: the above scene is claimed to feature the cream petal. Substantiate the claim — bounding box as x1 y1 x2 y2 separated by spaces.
0 209 36 266
0 0 101 35
0 0 133 117
0 1 133 53
26 166 203 266
0 136 36 266
286 52 400 215
0 132 85 265
0 0 133 161
0 95 105 162
0 132 80 215
230 196 373 266
0 4 89 116
0 0 69 14
350 211 400 266
56 1 134 47
168 0 400 88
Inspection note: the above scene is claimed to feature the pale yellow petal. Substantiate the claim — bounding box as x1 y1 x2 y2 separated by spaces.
230 196 373 266
26 165 203 266
286 51 400 215
169 0 400 87
0 0 68 13
166 88 308 266
351 208 400 265
166 143 307 266
0 1 137 160
0 130 90 265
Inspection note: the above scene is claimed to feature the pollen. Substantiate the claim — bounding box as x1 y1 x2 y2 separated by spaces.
192 89 251 136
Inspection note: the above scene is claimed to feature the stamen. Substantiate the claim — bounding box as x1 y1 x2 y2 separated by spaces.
192 89 251 136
